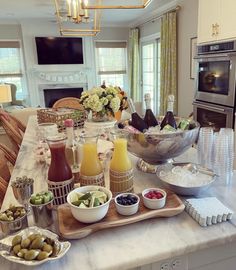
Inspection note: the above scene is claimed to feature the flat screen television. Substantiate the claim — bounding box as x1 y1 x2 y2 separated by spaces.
35 37 84 65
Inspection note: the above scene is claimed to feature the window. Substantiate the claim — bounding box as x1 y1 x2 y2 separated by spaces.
96 42 128 89
0 41 26 100
141 38 161 114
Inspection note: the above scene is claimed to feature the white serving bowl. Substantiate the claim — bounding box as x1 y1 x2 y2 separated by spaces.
157 162 216 196
114 193 140 216
67 186 112 223
142 188 167 210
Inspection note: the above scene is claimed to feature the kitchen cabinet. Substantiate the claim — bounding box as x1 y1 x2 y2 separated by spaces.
198 0 236 44
218 0 236 41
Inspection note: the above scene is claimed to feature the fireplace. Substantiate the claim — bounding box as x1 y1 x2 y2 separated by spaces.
44 87 83 107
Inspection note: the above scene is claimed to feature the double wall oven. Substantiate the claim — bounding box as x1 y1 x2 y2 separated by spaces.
193 40 236 130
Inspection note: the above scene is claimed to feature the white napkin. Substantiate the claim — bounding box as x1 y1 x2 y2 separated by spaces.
185 197 233 227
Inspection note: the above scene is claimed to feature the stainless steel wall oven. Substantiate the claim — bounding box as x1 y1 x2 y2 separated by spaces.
194 40 236 130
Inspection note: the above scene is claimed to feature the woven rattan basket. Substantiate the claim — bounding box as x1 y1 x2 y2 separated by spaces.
37 108 87 132
47 178 74 206
79 172 105 187
110 168 134 195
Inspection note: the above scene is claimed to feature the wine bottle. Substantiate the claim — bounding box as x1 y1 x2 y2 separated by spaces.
127 98 148 132
160 95 177 130
144 93 158 127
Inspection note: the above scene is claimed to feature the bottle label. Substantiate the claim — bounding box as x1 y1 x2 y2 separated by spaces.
167 101 174 112
167 95 175 112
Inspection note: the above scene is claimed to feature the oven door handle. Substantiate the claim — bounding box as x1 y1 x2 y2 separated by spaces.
193 102 226 112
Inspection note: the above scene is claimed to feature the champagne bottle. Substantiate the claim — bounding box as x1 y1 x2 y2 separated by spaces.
127 98 148 132
144 93 158 127
101 80 106 89
160 95 177 130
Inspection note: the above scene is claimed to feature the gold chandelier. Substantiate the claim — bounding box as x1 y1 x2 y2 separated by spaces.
54 0 152 36
54 0 101 36
81 0 152 9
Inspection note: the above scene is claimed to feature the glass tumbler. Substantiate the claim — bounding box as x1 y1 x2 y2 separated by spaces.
197 127 214 169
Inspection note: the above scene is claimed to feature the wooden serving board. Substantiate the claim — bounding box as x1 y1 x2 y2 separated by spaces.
57 191 185 240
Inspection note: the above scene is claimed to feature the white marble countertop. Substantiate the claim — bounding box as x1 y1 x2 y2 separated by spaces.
1 116 236 270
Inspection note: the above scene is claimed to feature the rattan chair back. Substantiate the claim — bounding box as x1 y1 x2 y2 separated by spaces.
0 175 8 207
0 112 26 153
0 143 17 165
52 97 84 110
0 144 17 206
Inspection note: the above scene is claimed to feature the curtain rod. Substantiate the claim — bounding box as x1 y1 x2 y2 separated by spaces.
133 5 181 28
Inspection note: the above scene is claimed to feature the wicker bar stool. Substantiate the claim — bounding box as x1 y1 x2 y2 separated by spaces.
0 110 26 153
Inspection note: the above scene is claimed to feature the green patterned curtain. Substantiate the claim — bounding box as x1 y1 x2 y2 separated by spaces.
128 28 140 101
160 11 177 115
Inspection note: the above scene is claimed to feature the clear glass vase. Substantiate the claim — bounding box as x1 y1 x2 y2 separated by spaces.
91 111 113 122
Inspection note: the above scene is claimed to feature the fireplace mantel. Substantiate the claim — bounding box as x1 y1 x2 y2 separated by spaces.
38 83 87 107
28 68 90 107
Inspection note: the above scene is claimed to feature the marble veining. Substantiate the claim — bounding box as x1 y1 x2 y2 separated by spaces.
1 116 236 270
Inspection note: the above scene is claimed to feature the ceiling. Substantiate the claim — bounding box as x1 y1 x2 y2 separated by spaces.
0 0 175 27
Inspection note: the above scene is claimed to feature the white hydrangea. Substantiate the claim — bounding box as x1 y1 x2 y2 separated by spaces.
109 96 120 113
106 86 119 96
80 85 124 116
100 97 109 106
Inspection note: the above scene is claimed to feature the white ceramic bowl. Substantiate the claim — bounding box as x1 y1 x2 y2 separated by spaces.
142 188 167 210
67 186 112 223
114 193 140 216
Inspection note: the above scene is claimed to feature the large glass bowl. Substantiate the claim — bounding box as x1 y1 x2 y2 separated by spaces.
118 119 200 173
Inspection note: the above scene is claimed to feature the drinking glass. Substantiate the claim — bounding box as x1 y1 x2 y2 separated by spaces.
37 123 58 143
11 179 34 211
214 128 234 183
197 127 214 169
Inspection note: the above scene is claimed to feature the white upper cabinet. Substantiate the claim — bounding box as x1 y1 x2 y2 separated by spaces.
198 0 236 44
218 0 236 41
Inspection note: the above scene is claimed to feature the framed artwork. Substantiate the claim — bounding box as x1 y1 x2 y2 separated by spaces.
190 37 197 80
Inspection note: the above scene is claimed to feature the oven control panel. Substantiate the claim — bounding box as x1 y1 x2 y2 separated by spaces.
198 41 235 54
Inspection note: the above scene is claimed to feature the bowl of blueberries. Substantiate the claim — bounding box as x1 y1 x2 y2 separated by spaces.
114 193 140 216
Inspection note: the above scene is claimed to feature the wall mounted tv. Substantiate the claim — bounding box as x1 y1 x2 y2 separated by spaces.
35 37 84 65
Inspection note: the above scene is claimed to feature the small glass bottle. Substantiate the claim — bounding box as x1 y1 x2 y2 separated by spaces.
109 133 133 195
79 134 104 186
64 119 74 168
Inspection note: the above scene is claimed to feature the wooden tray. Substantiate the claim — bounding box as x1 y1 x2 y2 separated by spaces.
57 191 185 239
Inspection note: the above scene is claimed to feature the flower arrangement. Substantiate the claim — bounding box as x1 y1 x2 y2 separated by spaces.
80 86 127 121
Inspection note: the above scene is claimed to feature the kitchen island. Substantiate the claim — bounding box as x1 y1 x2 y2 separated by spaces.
1 116 236 270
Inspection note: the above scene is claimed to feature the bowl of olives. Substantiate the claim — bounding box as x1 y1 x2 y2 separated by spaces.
0 205 28 236
0 226 71 265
